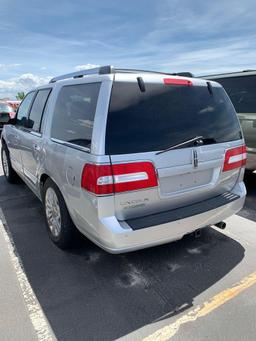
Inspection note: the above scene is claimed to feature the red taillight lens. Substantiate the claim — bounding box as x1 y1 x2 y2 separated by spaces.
81 162 158 195
223 145 247 172
164 78 193 86
81 164 113 195
8 112 16 119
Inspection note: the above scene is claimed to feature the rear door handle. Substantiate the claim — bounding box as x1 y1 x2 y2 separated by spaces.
33 144 41 152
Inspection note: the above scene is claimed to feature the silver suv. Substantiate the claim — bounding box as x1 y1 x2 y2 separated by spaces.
1 66 246 253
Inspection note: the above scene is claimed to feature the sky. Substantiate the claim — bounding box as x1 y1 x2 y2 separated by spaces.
0 0 255 99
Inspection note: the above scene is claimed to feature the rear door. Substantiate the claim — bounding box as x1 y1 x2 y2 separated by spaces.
49 81 102 218
105 74 244 220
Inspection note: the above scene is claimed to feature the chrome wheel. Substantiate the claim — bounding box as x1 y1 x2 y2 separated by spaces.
2 149 9 178
45 187 61 237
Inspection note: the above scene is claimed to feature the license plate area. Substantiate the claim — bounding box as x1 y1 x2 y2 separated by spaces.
159 169 213 195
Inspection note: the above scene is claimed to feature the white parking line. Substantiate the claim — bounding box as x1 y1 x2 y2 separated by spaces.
0 208 56 341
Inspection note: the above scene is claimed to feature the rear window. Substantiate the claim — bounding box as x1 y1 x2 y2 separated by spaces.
51 83 100 148
105 81 242 155
212 75 256 114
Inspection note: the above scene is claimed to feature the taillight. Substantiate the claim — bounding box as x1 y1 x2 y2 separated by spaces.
112 162 158 193
223 145 247 172
81 162 158 195
81 164 113 195
8 112 16 119
164 78 193 86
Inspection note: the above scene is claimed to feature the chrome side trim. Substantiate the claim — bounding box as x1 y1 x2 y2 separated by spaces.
50 138 90 153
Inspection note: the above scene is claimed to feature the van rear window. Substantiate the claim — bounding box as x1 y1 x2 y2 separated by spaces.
105 81 242 155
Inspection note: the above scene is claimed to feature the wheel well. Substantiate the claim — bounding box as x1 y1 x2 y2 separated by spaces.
39 174 49 197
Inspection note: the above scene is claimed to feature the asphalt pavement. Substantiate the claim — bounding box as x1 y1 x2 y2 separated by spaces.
0 150 255 340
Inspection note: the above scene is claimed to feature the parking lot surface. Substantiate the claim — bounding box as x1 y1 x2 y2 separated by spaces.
0 148 255 340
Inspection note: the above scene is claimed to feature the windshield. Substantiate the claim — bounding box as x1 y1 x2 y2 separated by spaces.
212 75 256 114
105 81 242 155
0 103 12 113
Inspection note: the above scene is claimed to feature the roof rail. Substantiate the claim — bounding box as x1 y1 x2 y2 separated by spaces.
171 72 194 77
115 69 194 77
49 66 194 83
115 68 174 75
49 65 114 83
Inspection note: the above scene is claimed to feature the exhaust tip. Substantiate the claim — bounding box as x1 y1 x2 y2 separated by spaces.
214 221 226 230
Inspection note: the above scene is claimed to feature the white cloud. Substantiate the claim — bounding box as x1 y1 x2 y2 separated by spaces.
0 73 51 99
74 64 99 71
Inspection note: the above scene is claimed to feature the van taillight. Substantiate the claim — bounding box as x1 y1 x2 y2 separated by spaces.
81 162 158 195
223 145 247 172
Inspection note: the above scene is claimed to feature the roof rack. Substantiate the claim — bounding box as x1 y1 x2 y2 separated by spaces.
49 65 194 83
115 69 194 77
49 65 114 83
170 72 194 78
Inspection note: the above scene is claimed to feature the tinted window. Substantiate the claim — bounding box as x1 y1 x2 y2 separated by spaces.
51 83 100 148
106 82 242 154
212 76 256 113
28 89 51 132
16 92 35 126
0 103 13 113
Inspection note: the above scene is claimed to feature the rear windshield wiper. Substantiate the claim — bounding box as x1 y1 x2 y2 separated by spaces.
156 136 204 155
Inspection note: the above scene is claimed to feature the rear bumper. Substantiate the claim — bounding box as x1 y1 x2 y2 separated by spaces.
86 182 246 254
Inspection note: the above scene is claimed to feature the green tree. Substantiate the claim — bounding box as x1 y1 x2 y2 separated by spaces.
16 91 25 100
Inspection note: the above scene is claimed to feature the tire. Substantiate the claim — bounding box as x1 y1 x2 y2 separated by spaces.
43 178 77 249
1 143 20 183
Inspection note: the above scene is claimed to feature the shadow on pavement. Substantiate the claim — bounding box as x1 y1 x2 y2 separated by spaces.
0 175 245 341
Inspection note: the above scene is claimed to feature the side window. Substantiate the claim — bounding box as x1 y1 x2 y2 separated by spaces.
16 92 35 127
27 89 51 132
51 83 100 148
